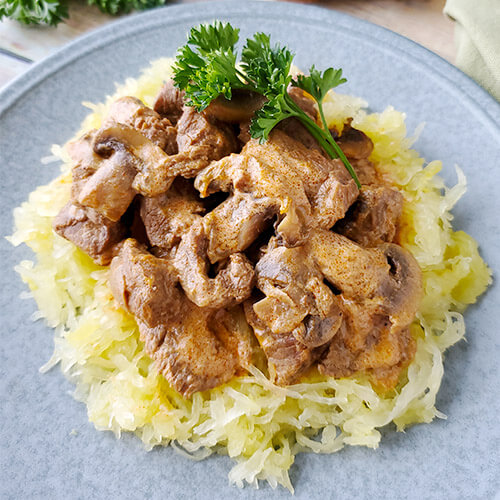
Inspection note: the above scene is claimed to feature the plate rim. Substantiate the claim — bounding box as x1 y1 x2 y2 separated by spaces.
1 0 500 130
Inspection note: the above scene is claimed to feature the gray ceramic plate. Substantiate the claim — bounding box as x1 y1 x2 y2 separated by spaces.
1 1 499 498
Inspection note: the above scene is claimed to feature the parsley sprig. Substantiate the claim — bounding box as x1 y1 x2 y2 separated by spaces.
172 22 360 188
0 0 167 25
0 0 68 26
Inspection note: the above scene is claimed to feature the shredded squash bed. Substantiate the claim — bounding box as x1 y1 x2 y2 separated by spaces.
9 59 492 492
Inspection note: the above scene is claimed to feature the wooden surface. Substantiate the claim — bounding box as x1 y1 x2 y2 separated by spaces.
0 0 454 89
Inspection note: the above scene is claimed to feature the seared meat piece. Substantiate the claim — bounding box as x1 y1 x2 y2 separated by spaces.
53 202 125 265
246 229 422 388
140 179 205 251
308 229 422 388
133 106 238 196
245 302 315 385
319 301 416 389
337 119 374 160
335 186 403 247
176 106 237 154
252 240 342 340
172 221 255 309
202 192 276 263
350 158 380 186
109 239 252 397
153 79 185 125
105 96 177 154
196 130 358 247
245 240 343 385
109 239 183 334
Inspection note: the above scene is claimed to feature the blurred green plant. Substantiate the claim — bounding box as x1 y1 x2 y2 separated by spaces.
0 0 168 25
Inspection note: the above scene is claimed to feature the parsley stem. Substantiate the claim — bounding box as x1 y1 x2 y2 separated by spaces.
319 125 361 189
317 102 330 135
286 97 361 188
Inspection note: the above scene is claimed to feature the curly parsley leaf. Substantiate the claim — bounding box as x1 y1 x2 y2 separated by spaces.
292 65 348 140
0 0 68 26
187 20 240 54
172 22 245 110
249 94 298 143
0 0 167 25
293 66 346 104
241 32 294 96
88 0 167 15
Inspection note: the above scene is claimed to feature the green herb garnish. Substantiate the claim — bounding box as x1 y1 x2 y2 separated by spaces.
0 0 68 26
172 21 361 188
0 0 167 26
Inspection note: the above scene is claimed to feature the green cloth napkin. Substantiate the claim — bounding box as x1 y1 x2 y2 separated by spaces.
444 0 500 102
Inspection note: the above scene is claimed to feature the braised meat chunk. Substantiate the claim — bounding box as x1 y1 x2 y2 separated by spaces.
202 192 276 263
53 202 125 265
245 303 315 386
196 129 359 247
140 178 205 252
154 79 185 125
133 105 238 196
245 229 422 388
335 186 403 247
172 221 255 309
109 239 252 396
105 96 177 154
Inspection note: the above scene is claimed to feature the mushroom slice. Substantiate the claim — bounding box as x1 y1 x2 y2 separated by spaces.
337 119 374 160
309 229 422 317
105 96 177 154
93 123 177 197
76 148 138 222
204 90 267 123
377 243 423 323
305 228 422 389
308 229 392 302
67 131 100 200
294 303 343 349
